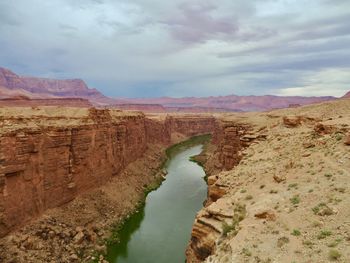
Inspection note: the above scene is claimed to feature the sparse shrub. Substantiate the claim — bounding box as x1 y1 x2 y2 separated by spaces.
317 230 332 239
312 203 334 216
221 204 246 237
242 248 252 257
288 183 298 189
312 221 322 228
270 189 278 194
291 229 301 236
302 240 313 248
328 249 341 261
335 187 345 193
240 189 247 193
290 195 300 205
335 134 343 141
222 222 235 237
245 195 253 200
325 173 333 178
277 236 289 248
328 241 338 248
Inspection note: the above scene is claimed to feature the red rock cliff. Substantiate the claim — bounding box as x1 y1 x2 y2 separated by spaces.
0 109 218 237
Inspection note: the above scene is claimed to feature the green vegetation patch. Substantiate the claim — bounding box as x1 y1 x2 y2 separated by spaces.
329 249 342 261
221 204 247 237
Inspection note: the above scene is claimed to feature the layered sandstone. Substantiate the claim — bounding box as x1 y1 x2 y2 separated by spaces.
0 108 218 238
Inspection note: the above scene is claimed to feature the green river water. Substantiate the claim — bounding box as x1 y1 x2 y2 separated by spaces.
106 144 208 263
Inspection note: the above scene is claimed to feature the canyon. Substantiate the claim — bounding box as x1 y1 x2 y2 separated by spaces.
0 108 217 237
0 106 222 262
0 97 349 262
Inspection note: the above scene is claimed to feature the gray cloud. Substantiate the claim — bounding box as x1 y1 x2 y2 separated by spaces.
161 2 238 43
0 0 349 98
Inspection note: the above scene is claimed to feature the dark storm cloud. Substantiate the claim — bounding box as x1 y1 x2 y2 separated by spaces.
0 0 349 97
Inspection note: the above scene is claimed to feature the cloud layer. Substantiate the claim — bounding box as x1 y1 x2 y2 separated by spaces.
0 0 349 97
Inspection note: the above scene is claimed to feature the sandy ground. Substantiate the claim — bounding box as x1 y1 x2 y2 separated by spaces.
205 99 350 263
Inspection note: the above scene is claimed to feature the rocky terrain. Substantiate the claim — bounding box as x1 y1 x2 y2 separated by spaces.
186 98 350 263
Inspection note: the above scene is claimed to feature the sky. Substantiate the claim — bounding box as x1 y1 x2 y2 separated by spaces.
0 0 349 98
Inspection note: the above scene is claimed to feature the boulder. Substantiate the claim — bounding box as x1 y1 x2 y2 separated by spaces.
283 116 301 128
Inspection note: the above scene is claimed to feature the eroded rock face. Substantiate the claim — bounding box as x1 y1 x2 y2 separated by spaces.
167 115 218 137
213 122 249 170
186 120 252 262
0 113 147 236
0 109 218 237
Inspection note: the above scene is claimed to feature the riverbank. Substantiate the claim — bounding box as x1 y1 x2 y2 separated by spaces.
104 134 211 263
0 134 212 263
106 136 211 263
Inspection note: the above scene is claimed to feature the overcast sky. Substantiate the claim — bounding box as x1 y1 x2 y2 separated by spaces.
0 0 349 98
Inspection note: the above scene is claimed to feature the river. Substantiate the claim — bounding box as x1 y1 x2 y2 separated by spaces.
106 144 208 263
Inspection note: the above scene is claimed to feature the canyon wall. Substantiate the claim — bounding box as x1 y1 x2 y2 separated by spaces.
0 109 217 237
167 115 218 137
186 118 254 262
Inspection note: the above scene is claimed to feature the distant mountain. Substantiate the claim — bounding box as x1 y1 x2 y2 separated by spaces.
0 66 337 111
121 94 335 112
343 91 350 98
0 67 117 105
